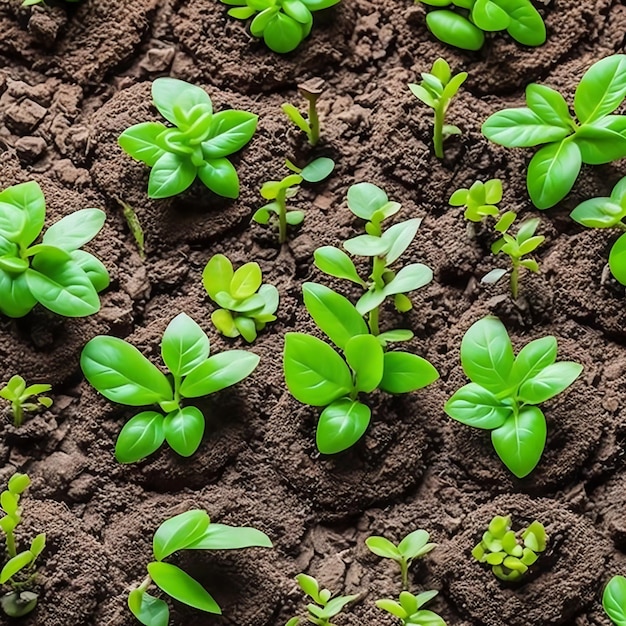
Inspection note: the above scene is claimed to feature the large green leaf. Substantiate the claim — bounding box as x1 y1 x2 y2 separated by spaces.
603 575 626 626
263 13 307 53
163 406 205 457
472 0 510 31
496 0 546 46
570 197 625 228
118 122 168 167
425 10 485 51
115 411 165 464
197 158 239 199
0 201 26 242
161 313 211 377
148 153 197 199
509 336 557 389
128 590 169 626
202 111 258 159
525 84 572 128
316 399 371 454
42 209 106 251
0 180 45 247
153 510 210 561
518 361 582 404
188 523 272 550
444 383 511 429
71 250 110 293
344 334 384 393
0 270 37 317
482 108 570 147
610 232 626 285
574 116 626 165
379 351 439 394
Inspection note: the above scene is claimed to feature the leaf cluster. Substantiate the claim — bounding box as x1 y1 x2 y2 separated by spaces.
603 575 626 626
0 181 109 318
119 78 257 199
0 375 52 428
444 316 582 478
471 515 547 582
418 0 545 50
483 54 626 209
80 313 260 463
449 178 503 222
283 282 439 454
376 590 446 626
221 0 340 53
203 254 279 342
129 509 272 626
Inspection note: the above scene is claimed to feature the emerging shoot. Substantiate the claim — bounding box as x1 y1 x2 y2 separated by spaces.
0 376 52 428
376 590 446 626
282 78 325 146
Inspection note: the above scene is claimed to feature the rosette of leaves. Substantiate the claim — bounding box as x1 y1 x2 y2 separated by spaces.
444 316 582 478
483 54 626 209
0 375 52 427
119 78 257 199
570 176 626 286
417 0 545 50
203 253 279 342
0 181 109 318
603 575 626 626
128 509 272 626
220 0 341 54
80 313 260 463
472 515 547 582
283 282 439 454
376 590 446 626
449 178 503 222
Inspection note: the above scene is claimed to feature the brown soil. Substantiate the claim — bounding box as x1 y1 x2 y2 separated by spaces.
1 0 626 624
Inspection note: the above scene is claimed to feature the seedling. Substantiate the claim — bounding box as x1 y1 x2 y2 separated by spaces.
253 157 335 244
444 316 582 477
570 176 626 286
0 180 109 318
449 178 503 222
220 0 341 53
314 182 432 336
0 376 52 428
115 197 146 260
282 78 325 146
483 54 626 209
409 58 467 159
128 509 272 625
376 590 446 626
119 78 257 199
81 312 259 463
603 575 626 625
283 282 439 454
285 574 358 626
203 253 279 342
366 529 436 590
472 515 547 582
0 473 46 618
416 0 545 50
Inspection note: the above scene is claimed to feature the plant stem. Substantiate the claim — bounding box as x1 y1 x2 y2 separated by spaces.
433 104 444 159
308 97 319 146
368 308 380 336
510 259 520 300
6 528 16 559
368 256 387 336
136 573 152 594
400 559 409 591
12 402 23 428
277 188 288 245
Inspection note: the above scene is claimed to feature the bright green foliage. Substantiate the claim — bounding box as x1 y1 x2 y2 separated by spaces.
315 182 432 336
203 253 279 342
80 313 260 463
221 0 341 53
283 282 439 454
570 175 626 286
366 530 436 591
0 473 45 618
376 590 446 626
0 180 109 318
603 575 626 626
417 0 545 50
119 78 257 199
483 55 626 209
285 574 358 626
0 375 52 428
449 178 503 222
282 78 324 146
472 515 547 582
409 58 467 159
253 157 335 244
128 509 272 626
444 316 582 477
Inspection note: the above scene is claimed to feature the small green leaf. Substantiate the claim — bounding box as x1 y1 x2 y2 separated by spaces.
188 523 272 550
7 473 30 495
262 13 305 53
0 551 34 583
230 263 262 299
163 406 205 457
482 108 570 148
445 383 511 429
344 334 384 393
148 153 197 199
366 536 402 560
425 11 485 50
382 263 432 296
202 254 234 300
379 351 439 394
518 361 583 404
314 246 364 286
153 510 211 561
509 336 557 388
118 122 168 167
161 313 211 377
398 529 434 559
202 110 258 159
300 157 335 183
570 197 625 228
296 574 320 603
346 183 389 220
316 399 371 454
128 590 170 626
115 411 165 464
197 158 240 199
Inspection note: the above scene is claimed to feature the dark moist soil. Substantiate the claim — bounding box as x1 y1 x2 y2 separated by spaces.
1 0 626 624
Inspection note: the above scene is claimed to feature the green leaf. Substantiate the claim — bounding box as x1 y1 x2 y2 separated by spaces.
518 361 583 404
153 510 210 561
81 336 173 406
0 271 37 317
0 202 26 242
197 158 240 199
610 232 626 285
115 411 165 463
1 491 18 515
491 406 546 478
525 84 572 128
71 250 110 293
381 218 421 265
128 590 169 626
366 536 402 560
426 10 485 51
152 78 212 127
42 209 106 251
314 246 364 286
347 183 389 220
0 552 34 583
0 181 45 247
230 262 262 299
379 351 439 394
161 313 211 377
344 334 384 393
316 398 371 454
302 282 368 349
409 83 436 108
8 473 30 495
496 0 546 46
482 108 570 147
148 153 196 199
282 103 310 133
263 13 305 53
118 122 167 167
570 197 625 228
203 254 234 299
300 157 335 183
29 533 45 558
296 574 320 603
316 594 359 618
163 406 205 457
398 529 433 559
509 336 557 388
188 523 272 550
472 0 510 31
180 351 259 397
382 263 432 296
147 562 221 614
202 110 258 159
574 116 626 165
603 575 626 626
376 599 407 618
445 382 512 429
284 333 353 406
344 234 389 257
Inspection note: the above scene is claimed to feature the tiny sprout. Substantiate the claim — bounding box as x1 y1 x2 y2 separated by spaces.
603 575 626 625
472 515 547 582
203 253 279 342
285 573 358 626
366 529 436 591
0 375 52 428
409 58 467 159
282 78 325 146
449 178 503 222
115 197 145 260
376 590 446 626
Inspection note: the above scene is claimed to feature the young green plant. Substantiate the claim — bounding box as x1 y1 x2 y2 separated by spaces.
253 157 335 244
409 58 467 159
128 509 272 626
444 316 582 478
203 253 279 342
0 180 109 318
119 78 257 199
314 182 432 336
284 282 439 454
483 54 626 209
603 575 626 626
449 178 504 223
472 515 547 582
80 312 259 463
285 574 358 626
0 473 46 618
282 78 324 146
0 375 52 427
376 590 446 626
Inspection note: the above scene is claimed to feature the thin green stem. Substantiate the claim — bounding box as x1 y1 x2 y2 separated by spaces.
12 402 23 428
510 258 520 300
137 573 152 594
368 256 387 336
400 559 409 591
277 188 288 245
368 308 380 336
6 527 17 559
173 375 182 407
433 104 444 159
308 97 319 146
